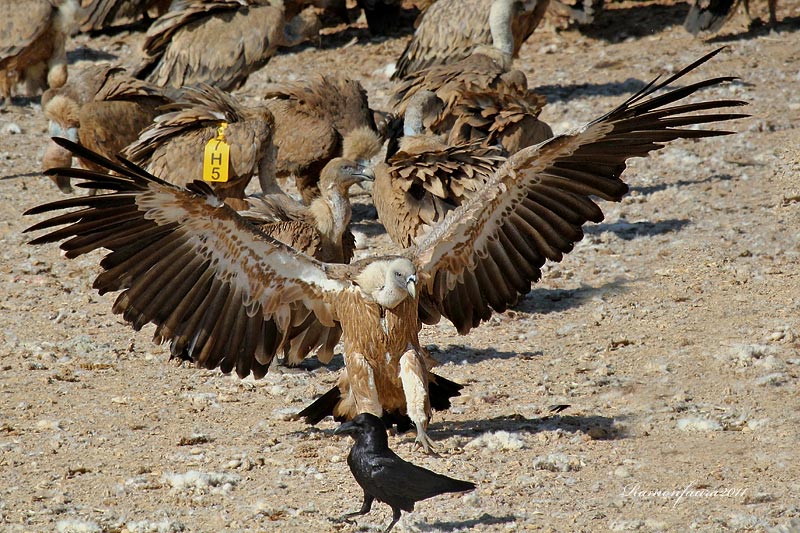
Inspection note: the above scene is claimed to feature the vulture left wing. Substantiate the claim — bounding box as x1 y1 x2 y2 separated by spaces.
411 48 748 334
25 138 348 379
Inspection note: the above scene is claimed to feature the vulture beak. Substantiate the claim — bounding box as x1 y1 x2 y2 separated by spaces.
406 275 417 299
352 162 375 191
334 420 357 436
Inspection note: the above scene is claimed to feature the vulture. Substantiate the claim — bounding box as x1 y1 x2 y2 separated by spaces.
24 49 747 452
122 84 276 207
135 0 321 91
375 91 506 248
42 64 173 193
243 157 374 265
0 0 78 104
262 74 382 204
392 0 549 81
389 0 551 155
77 0 170 32
684 0 777 34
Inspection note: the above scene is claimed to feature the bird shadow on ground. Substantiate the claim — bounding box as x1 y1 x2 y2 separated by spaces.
517 279 627 315
585 217 691 241
430 345 544 365
574 3 689 42
705 15 800 42
416 513 517 531
67 46 118 64
535 77 647 104
629 173 734 196
432 411 626 441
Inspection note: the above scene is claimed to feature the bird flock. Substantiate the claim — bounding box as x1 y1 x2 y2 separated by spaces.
3 0 765 530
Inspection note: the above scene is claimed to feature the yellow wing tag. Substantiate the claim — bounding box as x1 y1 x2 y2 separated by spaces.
203 122 230 183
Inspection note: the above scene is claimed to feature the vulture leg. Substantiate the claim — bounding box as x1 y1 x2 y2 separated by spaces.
343 351 382 417
399 348 434 454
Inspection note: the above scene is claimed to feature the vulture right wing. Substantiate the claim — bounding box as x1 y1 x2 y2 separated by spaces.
25 138 349 379
411 48 749 334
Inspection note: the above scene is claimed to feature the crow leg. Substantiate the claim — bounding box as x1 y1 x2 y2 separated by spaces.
384 507 402 533
342 491 374 519
399 348 436 454
767 0 777 26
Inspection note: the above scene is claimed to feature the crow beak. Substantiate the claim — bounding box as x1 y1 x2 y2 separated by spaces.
334 421 356 436
406 275 417 299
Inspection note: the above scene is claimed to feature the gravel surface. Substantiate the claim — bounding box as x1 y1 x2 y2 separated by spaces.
1 1 799 532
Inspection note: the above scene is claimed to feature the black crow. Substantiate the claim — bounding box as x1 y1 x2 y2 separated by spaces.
334 413 475 532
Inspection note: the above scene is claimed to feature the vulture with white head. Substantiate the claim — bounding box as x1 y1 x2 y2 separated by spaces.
393 0 548 81
25 49 746 452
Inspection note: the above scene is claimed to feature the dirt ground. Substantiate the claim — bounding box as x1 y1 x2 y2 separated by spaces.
2 1 800 532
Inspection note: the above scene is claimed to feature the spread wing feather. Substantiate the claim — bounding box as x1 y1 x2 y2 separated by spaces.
25 138 348 378
411 48 748 334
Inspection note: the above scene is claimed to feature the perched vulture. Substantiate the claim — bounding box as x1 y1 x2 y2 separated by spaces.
25 49 747 451
135 0 321 91
0 0 78 104
122 84 276 205
262 74 382 204
243 158 375 265
42 64 173 193
392 0 548 81
375 90 506 247
684 0 777 34
78 0 170 32
389 0 548 150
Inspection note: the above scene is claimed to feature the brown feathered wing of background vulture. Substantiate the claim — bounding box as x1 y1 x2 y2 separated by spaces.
122 84 276 206
392 0 549 80
42 64 173 193
0 0 78 104
135 0 320 91
25 49 747 452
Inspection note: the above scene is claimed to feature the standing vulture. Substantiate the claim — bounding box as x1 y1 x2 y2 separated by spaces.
135 0 321 91
393 0 549 80
389 0 551 155
42 64 173 193
0 0 78 104
684 0 778 35
122 84 276 206
25 49 747 451
262 74 382 204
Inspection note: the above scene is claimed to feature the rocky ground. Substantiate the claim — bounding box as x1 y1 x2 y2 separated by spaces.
1 1 800 532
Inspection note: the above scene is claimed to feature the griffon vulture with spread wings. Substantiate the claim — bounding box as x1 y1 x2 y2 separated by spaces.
25 49 747 451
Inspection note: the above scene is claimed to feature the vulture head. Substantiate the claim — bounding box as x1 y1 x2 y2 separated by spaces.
319 157 375 195
356 258 418 309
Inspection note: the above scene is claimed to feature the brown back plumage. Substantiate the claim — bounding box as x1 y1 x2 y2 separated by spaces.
136 0 320 90
123 84 275 201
